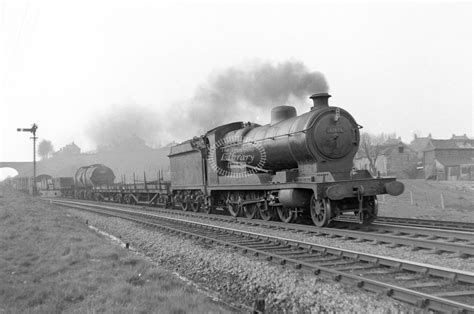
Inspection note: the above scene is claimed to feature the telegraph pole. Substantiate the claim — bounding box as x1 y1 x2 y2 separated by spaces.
17 124 38 195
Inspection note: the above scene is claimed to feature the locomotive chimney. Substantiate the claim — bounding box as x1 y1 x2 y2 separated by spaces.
310 93 331 110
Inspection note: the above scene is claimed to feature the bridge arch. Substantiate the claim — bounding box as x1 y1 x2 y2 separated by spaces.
0 167 19 181
0 162 33 178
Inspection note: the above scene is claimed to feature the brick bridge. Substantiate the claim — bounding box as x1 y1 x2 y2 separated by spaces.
0 162 34 177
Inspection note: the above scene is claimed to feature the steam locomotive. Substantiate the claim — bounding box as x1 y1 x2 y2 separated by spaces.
168 93 404 226
8 92 404 227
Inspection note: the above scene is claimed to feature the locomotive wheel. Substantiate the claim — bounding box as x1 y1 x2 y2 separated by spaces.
181 199 190 211
243 203 259 219
310 195 332 227
191 196 202 212
190 202 200 212
277 207 294 223
361 196 378 225
258 201 276 221
226 194 241 217
227 203 240 217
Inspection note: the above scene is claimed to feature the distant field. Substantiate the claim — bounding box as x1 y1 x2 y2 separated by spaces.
379 179 474 222
0 189 232 313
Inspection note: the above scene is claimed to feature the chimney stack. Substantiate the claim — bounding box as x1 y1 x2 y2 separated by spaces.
310 93 331 110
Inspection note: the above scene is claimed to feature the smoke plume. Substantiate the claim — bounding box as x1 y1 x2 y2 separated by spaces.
87 60 329 148
87 104 162 149
186 60 329 132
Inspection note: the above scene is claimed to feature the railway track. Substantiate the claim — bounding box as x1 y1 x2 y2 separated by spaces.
51 198 474 312
52 198 474 258
337 216 474 233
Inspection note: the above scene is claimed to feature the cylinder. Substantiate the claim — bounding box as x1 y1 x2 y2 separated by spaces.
74 164 115 188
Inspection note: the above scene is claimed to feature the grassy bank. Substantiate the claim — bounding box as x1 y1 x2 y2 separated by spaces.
379 179 474 221
0 189 232 313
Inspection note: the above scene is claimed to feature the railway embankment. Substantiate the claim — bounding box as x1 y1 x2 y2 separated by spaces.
0 190 232 313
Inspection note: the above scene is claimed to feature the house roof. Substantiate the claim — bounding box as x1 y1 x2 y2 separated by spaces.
410 137 432 152
435 155 474 166
425 139 474 151
382 138 403 146
451 134 470 140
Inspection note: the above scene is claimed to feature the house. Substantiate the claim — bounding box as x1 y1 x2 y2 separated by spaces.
423 135 474 181
53 142 81 157
354 138 418 179
410 134 432 159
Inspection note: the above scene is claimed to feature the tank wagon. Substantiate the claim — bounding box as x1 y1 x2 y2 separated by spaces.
74 164 115 199
169 93 404 227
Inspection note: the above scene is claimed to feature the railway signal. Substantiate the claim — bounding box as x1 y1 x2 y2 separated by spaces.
17 123 38 195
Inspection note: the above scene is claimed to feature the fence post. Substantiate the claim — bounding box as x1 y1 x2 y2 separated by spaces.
440 193 445 209
253 298 265 314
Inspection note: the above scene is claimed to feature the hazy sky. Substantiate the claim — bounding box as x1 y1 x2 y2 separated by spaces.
1 0 472 168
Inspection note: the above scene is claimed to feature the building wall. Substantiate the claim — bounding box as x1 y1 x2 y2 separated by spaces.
423 150 436 179
424 148 474 180
354 149 417 178
386 148 417 178
353 156 387 175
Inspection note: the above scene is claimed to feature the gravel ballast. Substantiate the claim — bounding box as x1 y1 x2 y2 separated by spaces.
65 207 415 312
150 210 474 273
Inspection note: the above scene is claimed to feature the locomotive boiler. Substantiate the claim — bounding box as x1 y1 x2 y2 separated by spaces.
169 93 404 227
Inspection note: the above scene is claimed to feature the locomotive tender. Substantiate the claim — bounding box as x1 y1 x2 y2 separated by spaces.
169 93 404 227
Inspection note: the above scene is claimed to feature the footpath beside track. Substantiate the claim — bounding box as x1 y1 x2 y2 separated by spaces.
51 198 474 313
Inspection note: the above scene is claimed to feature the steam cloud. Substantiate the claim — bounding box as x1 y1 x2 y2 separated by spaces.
186 60 329 132
87 104 162 149
87 60 328 148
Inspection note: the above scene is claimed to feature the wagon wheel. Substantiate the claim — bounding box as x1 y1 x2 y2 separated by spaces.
277 207 295 223
361 196 378 225
310 194 332 227
158 195 167 208
86 191 93 200
243 203 259 219
114 194 123 203
258 200 276 221
191 195 203 212
181 196 190 211
127 195 137 205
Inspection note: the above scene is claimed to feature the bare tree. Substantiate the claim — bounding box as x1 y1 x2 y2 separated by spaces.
38 140 54 160
358 132 396 175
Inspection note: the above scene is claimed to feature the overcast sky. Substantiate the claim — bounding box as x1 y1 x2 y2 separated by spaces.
1 0 472 170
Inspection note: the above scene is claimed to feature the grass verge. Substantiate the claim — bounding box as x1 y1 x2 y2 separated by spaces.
0 189 233 313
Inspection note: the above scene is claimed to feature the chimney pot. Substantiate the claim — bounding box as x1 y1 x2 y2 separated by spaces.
310 93 331 110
